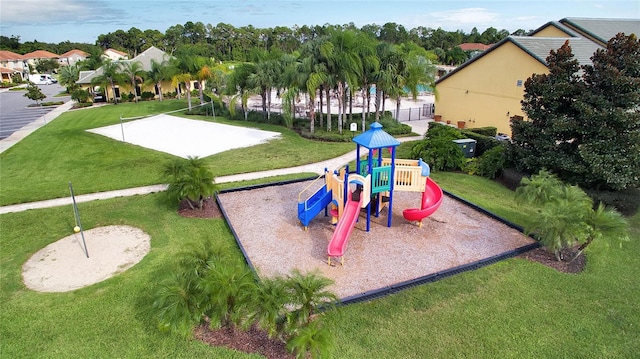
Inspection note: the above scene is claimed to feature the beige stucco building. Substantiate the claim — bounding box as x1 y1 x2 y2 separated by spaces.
77 46 173 102
435 18 639 136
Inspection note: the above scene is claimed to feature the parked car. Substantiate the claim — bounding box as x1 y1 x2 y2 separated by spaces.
28 74 57 85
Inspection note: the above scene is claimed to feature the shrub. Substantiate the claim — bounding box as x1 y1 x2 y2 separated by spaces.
411 137 466 171
152 241 338 358
476 144 506 179
460 129 501 157
71 102 93 109
300 130 352 142
468 126 497 137
71 89 91 103
140 91 155 101
411 122 466 171
162 156 217 210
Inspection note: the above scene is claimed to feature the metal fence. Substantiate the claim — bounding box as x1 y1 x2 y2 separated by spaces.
248 103 435 123
389 104 435 122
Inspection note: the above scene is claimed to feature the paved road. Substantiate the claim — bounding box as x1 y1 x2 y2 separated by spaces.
0 83 70 140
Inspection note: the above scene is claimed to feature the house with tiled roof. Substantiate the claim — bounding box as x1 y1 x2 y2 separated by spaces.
22 50 60 70
59 49 89 66
434 17 640 135
77 46 172 102
0 50 28 82
102 48 129 61
457 43 494 59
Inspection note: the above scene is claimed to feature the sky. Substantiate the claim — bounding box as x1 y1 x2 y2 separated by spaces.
0 0 638 44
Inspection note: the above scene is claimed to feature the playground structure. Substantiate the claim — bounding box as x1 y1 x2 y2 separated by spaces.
297 122 444 265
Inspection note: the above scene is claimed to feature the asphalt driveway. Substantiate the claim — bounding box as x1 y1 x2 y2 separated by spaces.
0 83 70 140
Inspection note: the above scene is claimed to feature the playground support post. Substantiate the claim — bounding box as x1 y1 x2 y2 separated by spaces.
69 182 89 258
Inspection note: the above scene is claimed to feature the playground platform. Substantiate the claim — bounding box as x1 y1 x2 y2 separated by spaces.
217 179 535 300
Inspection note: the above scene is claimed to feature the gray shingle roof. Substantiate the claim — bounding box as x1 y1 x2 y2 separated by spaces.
77 46 171 84
436 36 603 84
509 36 603 66
561 18 640 44
529 21 580 37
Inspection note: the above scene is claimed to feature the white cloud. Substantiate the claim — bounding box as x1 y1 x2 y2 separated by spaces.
0 0 123 25
431 7 498 25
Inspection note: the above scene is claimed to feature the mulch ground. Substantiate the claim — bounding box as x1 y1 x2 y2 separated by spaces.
517 246 586 273
177 197 222 219
194 324 294 359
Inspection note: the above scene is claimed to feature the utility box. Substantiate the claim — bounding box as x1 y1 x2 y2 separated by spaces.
453 139 477 158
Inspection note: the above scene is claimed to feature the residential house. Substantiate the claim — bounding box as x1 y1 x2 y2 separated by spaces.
77 46 172 102
102 48 129 61
0 50 28 82
457 42 493 58
58 49 89 66
434 18 639 136
22 50 60 72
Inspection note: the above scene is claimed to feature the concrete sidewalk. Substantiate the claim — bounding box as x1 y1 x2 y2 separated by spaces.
0 134 424 214
0 114 429 214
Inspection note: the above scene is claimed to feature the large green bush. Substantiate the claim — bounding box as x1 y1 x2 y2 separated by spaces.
411 123 466 171
460 129 501 156
476 144 506 179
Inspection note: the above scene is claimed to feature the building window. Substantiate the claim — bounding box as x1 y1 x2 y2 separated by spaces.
516 80 523 87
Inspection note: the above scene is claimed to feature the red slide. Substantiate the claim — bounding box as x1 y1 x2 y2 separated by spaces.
402 177 443 226
327 191 363 265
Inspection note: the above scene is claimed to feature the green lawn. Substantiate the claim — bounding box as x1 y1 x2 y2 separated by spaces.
0 100 353 205
1 179 638 358
1 100 638 358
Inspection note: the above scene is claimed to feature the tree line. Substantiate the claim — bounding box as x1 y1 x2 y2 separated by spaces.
1 21 524 65
58 27 441 136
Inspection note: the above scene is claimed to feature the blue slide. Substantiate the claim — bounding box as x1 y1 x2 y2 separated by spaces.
298 185 333 229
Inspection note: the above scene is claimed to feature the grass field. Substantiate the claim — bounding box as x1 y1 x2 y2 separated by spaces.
0 100 353 205
1 101 638 358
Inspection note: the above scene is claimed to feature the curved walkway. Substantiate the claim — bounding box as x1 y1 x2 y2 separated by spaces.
0 102 430 214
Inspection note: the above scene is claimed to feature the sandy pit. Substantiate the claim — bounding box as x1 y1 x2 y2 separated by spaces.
22 225 150 292
87 114 281 159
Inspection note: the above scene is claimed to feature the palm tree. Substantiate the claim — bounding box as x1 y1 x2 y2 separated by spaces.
120 61 145 103
326 29 362 134
254 276 289 339
152 239 234 336
297 39 333 133
199 262 258 329
286 320 334 359
571 202 628 262
90 59 124 104
162 156 217 210
145 59 173 101
354 32 379 131
516 170 628 261
284 270 337 328
171 49 204 111
247 48 281 120
58 64 80 93
196 64 213 105
400 42 437 101
227 62 256 120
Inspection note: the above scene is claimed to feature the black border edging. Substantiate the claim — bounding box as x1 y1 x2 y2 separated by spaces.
442 189 525 232
215 175 319 275
337 241 540 307
217 176 541 308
